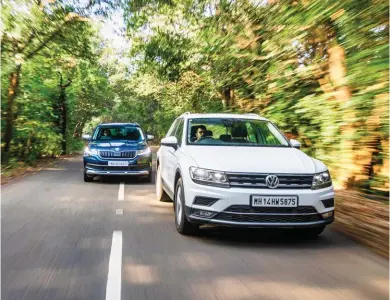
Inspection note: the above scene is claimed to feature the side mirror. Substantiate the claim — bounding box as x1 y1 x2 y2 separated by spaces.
82 134 91 141
290 139 301 149
147 134 155 141
161 136 178 150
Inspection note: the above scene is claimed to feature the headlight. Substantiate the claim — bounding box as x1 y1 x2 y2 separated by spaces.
312 171 332 190
137 147 151 156
84 147 98 156
189 167 229 187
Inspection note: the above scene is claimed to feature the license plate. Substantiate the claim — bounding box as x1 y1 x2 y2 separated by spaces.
108 161 129 166
251 196 298 207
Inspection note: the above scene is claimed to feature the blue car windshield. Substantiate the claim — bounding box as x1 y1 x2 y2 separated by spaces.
94 126 144 142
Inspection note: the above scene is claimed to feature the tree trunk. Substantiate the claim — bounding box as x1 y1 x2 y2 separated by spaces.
73 121 81 137
3 65 22 162
367 136 382 186
221 87 233 110
57 72 71 155
59 90 67 154
327 44 356 188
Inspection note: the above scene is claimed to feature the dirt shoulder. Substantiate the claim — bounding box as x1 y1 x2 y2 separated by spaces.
1 152 81 186
332 189 389 258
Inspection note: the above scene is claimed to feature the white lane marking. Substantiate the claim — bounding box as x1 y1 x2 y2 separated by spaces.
105 231 122 300
116 209 123 215
118 182 124 201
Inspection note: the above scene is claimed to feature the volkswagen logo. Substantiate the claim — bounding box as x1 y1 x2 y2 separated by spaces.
115 148 120 152
265 175 279 189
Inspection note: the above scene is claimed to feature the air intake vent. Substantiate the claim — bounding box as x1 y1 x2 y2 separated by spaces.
214 213 322 223
321 198 334 208
193 196 219 206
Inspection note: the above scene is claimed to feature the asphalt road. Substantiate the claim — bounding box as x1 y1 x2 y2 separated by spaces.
2 156 389 300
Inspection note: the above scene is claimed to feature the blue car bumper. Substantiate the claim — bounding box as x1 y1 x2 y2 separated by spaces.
83 155 152 176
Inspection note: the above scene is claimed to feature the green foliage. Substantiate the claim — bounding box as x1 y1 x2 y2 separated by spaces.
1 0 115 164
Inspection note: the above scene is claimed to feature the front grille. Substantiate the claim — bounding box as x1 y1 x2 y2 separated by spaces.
321 198 334 208
86 164 149 171
99 150 136 158
193 197 219 206
224 205 317 214
226 173 313 189
214 213 322 223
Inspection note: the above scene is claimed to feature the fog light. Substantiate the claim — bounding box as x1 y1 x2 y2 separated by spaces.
322 211 334 219
192 209 217 219
137 158 148 164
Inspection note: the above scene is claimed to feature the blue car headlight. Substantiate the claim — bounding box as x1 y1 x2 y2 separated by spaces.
137 147 151 156
84 147 98 157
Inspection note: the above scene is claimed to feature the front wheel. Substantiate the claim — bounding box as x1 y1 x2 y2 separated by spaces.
300 226 325 239
142 172 152 183
156 165 170 202
174 178 199 235
84 169 93 182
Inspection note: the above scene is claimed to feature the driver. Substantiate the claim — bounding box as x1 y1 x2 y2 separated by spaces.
195 125 207 142
101 129 111 139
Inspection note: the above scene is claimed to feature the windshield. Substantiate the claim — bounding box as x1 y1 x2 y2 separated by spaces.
94 126 144 142
187 118 290 147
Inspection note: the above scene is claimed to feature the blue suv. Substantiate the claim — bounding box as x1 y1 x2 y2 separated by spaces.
82 123 154 182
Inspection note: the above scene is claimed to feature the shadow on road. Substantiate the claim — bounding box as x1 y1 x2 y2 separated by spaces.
194 226 338 249
87 174 156 185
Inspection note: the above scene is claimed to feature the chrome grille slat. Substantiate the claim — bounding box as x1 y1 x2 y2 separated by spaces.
277 184 312 188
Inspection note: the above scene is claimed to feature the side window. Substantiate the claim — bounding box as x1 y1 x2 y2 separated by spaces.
92 127 99 140
245 122 257 143
257 122 281 145
166 119 179 137
175 119 184 146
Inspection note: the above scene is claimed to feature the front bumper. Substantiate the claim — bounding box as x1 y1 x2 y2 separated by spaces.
84 155 151 176
86 169 150 176
184 180 335 228
187 210 334 228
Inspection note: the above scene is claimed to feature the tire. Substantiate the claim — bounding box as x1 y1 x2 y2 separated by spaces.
301 226 325 239
142 172 152 183
84 169 93 182
174 178 199 235
156 165 171 202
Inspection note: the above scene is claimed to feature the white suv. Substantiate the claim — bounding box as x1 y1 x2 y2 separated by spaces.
156 113 335 236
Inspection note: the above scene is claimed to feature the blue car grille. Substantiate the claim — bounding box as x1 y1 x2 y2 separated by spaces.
98 150 136 158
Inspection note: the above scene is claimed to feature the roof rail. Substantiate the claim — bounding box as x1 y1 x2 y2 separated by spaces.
134 122 140 126
244 113 259 117
180 111 191 117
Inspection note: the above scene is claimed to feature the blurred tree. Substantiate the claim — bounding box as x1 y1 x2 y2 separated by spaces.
121 0 388 193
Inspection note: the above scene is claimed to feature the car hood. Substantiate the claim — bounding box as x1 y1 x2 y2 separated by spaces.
88 140 148 151
185 146 326 174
